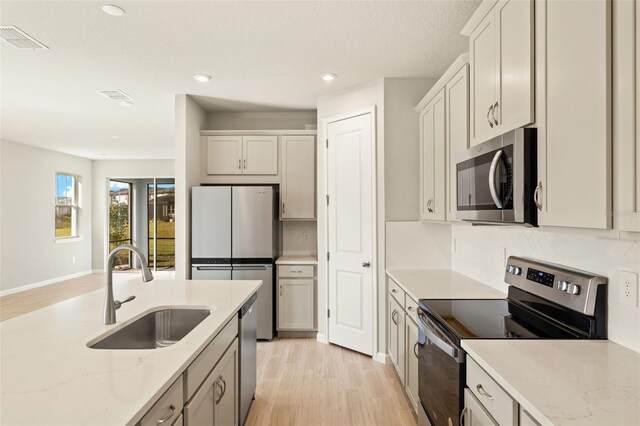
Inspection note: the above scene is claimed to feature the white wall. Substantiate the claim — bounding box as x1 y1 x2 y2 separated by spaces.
451 224 640 353
90 162 174 271
175 95 207 280
206 111 316 130
0 140 92 292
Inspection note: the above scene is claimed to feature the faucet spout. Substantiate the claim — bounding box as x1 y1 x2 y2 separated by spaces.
103 244 154 325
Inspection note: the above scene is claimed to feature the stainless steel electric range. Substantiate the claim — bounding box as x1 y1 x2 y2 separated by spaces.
416 256 607 426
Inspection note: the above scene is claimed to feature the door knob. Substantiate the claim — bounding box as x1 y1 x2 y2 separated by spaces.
362 261 371 268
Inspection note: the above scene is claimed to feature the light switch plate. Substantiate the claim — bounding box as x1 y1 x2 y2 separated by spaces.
620 271 639 307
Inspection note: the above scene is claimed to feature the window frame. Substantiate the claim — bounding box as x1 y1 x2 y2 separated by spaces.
54 172 80 240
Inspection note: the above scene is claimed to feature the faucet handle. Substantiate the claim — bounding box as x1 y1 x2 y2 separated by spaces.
114 295 136 310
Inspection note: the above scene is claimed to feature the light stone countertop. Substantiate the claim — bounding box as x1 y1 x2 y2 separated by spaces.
462 340 640 426
386 269 506 302
276 255 318 265
0 278 261 426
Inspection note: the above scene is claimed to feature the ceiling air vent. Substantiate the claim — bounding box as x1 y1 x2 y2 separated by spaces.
0 26 48 49
98 90 135 103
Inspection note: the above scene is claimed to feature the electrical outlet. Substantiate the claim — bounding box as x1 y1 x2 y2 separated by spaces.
620 271 639 307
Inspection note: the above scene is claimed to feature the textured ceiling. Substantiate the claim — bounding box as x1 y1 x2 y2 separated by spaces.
0 1 479 159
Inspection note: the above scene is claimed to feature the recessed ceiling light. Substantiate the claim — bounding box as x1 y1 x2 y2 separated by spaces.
322 73 337 81
102 4 125 16
193 74 212 82
118 101 133 107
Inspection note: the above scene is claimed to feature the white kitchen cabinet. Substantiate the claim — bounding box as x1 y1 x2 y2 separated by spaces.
207 136 243 175
206 135 277 176
463 388 498 426
520 407 541 426
468 0 534 145
404 316 420 414
613 0 640 233
535 0 612 229
242 136 278 175
388 295 405 383
445 63 470 221
184 339 238 426
277 265 315 331
419 88 446 221
281 135 315 219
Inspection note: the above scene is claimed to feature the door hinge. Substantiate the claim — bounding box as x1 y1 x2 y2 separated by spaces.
326 139 329 148
327 252 330 261
328 309 330 318
326 194 329 205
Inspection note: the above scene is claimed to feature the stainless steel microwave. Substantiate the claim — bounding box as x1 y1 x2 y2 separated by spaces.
456 128 537 226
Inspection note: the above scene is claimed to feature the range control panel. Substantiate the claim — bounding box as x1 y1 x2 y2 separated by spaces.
504 256 607 316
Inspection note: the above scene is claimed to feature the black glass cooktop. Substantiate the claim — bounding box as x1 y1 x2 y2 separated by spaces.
418 298 584 341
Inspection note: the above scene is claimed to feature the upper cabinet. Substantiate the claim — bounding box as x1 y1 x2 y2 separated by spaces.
613 0 640 233
206 136 277 176
468 0 534 146
535 0 612 229
281 135 316 220
419 89 446 221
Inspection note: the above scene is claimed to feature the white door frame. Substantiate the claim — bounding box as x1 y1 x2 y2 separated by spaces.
321 105 378 358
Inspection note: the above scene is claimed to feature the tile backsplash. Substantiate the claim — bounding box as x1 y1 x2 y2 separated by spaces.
386 221 452 270
451 223 640 353
282 221 317 255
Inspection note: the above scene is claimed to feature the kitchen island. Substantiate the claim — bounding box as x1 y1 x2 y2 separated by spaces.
0 278 261 426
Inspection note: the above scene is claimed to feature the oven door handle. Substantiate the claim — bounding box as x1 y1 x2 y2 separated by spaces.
417 310 461 360
488 149 504 209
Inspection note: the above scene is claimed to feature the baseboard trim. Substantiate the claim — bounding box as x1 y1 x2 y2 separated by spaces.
374 352 390 364
277 330 318 338
0 270 94 297
316 333 328 344
92 269 104 274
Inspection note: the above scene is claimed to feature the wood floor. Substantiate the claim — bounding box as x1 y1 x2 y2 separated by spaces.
246 338 418 426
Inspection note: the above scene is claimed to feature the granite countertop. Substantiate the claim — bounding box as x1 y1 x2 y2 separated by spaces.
276 255 318 265
463 339 640 426
386 269 506 302
0 278 261 426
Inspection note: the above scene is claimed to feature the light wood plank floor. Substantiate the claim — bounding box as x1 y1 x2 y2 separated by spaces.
246 338 417 426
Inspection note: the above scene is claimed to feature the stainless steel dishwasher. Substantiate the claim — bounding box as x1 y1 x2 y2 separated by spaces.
238 292 257 426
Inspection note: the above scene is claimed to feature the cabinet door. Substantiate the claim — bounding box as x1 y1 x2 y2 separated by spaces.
536 0 612 229
420 89 446 221
469 11 498 145
388 296 405 384
463 388 499 426
613 0 640 232
214 340 238 426
445 64 470 221
405 316 420 414
242 136 278 175
184 371 216 426
281 136 316 219
207 136 243 175
277 278 315 331
494 0 534 133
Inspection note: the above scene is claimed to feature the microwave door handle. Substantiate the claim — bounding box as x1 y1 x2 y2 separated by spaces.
489 149 504 209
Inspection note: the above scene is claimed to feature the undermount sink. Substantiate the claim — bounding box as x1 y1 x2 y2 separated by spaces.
88 308 212 350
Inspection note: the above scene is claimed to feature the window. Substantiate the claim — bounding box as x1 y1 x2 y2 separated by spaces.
55 173 79 238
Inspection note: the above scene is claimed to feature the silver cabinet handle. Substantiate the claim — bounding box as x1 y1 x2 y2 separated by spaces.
459 407 468 426
215 379 224 404
238 159 241 170
476 384 494 400
427 198 434 213
362 261 371 268
282 202 286 215
413 342 419 358
215 376 227 404
391 310 398 325
488 149 504 209
488 105 494 128
156 405 176 424
492 101 499 126
280 284 283 296
290 269 302 273
534 181 543 211
243 158 246 169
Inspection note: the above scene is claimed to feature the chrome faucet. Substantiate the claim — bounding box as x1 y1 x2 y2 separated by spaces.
104 244 154 325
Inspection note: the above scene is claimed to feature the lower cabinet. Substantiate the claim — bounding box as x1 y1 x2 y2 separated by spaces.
277 265 316 331
463 388 498 426
388 295 405 383
404 316 420 414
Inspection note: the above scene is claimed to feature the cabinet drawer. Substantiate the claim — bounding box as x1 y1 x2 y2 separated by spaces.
405 297 419 324
278 265 314 278
467 357 518 426
141 375 183 426
184 316 238 402
464 388 498 426
389 278 406 308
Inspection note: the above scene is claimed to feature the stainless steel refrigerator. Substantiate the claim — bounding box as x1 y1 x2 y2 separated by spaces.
191 185 280 340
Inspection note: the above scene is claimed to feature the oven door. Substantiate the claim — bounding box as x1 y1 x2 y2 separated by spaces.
417 308 465 426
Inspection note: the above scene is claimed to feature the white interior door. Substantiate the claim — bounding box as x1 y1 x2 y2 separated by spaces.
327 112 374 356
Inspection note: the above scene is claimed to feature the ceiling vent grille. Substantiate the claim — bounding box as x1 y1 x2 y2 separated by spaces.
0 26 48 49
98 90 134 103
